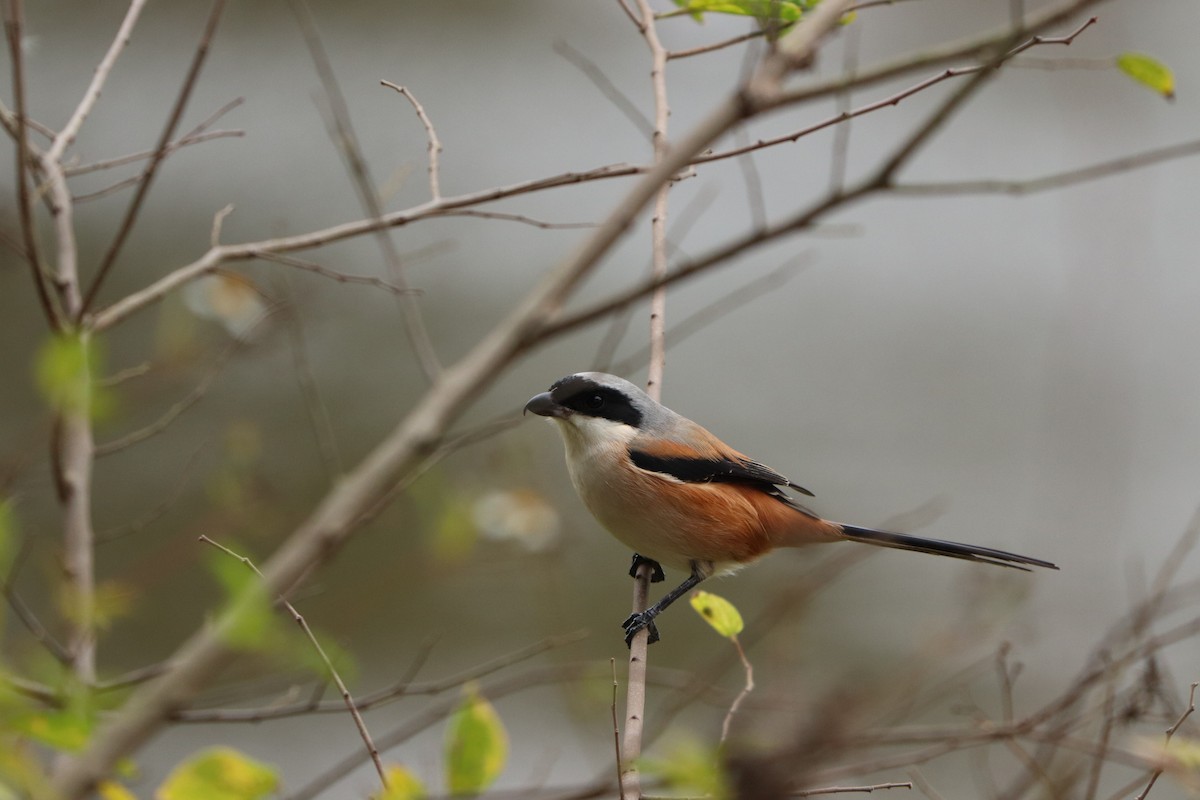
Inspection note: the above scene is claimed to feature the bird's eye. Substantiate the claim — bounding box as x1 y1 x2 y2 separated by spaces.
585 394 605 410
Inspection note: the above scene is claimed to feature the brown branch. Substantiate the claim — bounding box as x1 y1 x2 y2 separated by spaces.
4 0 61 329
79 0 228 319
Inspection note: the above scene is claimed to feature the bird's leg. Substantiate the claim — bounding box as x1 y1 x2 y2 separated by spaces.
622 560 711 647
628 553 665 583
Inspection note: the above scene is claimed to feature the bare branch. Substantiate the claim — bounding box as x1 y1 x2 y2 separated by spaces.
45 0 148 165
79 0 228 318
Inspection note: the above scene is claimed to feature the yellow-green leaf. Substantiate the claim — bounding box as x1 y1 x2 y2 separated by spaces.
57 580 135 633
690 591 744 638
98 780 138 800
1117 52 1175 99
445 683 508 794
373 765 427 800
156 747 278 800
207 551 277 653
673 0 805 22
641 738 730 799
34 333 114 419
10 708 94 752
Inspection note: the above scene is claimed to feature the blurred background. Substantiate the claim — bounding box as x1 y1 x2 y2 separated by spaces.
2 0 1199 796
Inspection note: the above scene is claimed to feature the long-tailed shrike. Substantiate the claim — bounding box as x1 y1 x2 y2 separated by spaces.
525 372 1057 647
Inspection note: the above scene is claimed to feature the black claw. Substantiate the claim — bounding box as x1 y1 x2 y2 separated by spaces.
629 553 665 583
622 611 661 647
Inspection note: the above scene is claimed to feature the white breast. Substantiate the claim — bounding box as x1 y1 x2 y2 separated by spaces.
553 416 700 572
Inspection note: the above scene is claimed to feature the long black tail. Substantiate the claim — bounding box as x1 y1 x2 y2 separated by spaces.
839 525 1058 571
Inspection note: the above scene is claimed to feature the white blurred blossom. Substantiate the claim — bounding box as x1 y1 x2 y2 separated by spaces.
472 489 560 552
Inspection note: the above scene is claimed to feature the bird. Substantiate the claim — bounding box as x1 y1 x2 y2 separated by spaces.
524 372 1058 647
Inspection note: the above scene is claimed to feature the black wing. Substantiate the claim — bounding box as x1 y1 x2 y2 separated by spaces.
629 449 816 513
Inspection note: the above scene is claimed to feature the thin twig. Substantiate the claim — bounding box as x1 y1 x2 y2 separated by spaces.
380 81 443 200
94 312 268 457
719 634 755 745
284 296 343 480
80 0 227 318
66 97 244 177
894 138 1200 197
251 251 415 295
792 782 913 797
289 0 441 381
1135 680 1199 800
198 534 388 791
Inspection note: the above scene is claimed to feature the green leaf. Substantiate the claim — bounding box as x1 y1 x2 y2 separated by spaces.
445 682 508 794
373 766 427 800
34 333 114 419
1117 52 1175 100
156 747 278 800
689 590 744 638
207 550 277 653
641 738 730 799
673 0 805 23
10 707 94 752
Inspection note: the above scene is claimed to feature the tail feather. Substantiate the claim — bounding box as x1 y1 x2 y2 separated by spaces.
839 525 1058 572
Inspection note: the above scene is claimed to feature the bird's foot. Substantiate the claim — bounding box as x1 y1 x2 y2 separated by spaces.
628 553 665 583
622 610 661 647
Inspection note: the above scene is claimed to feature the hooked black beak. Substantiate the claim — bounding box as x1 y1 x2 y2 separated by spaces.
524 391 567 418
